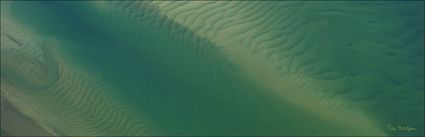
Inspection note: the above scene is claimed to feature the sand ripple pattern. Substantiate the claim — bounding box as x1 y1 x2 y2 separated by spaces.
151 1 424 135
1 1 423 136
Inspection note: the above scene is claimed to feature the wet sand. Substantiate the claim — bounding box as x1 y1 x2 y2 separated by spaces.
1 96 53 136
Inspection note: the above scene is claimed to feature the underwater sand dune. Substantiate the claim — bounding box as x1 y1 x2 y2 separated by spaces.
152 1 424 135
1 1 424 136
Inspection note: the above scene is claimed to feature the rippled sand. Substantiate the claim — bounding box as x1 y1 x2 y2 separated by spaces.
1 1 423 136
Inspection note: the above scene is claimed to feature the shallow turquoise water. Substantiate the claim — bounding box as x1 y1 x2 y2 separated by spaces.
1 1 424 136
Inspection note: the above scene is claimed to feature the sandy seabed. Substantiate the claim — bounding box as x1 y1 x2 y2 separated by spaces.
1 1 424 136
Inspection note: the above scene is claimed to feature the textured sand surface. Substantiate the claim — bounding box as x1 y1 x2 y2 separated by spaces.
1 1 423 136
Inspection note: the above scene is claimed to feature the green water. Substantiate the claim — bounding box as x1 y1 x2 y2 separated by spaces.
1 1 423 136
